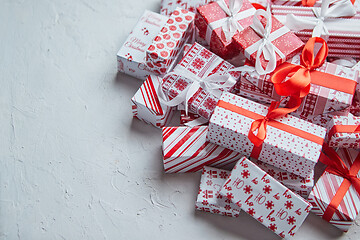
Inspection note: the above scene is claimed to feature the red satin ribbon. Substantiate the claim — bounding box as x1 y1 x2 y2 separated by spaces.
319 144 360 222
328 125 360 141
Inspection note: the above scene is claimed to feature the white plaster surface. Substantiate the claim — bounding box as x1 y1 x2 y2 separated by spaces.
1 0 360 239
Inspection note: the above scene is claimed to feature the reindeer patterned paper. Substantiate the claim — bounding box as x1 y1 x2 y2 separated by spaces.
327 114 360 149
196 166 242 217
146 8 195 75
131 75 174 128
162 42 240 120
162 126 242 173
117 10 169 80
207 92 327 178
220 157 312 239
160 0 212 16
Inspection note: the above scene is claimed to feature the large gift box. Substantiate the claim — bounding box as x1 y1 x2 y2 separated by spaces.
146 8 195 75
327 114 360 149
207 92 327 178
131 75 174 127
307 147 360 232
196 166 242 217
196 0 256 59
160 42 240 120
162 126 242 173
160 0 212 16
220 157 312 238
117 10 169 80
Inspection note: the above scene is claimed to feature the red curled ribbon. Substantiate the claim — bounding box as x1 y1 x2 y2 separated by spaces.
319 143 360 222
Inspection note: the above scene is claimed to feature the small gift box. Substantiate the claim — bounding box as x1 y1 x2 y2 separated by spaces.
179 110 206 126
131 75 174 128
162 126 242 173
160 42 240 120
196 0 256 59
196 166 242 217
117 10 169 80
146 8 195 75
350 92 360 117
307 147 360 232
327 114 360 149
271 2 360 58
250 158 314 198
220 157 312 239
233 9 304 75
160 0 212 16
207 92 326 178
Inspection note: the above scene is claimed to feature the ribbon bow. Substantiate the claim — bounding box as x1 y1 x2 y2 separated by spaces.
319 143 360 221
286 0 356 37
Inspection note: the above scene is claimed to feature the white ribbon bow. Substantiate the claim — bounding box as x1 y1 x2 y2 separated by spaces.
286 0 356 37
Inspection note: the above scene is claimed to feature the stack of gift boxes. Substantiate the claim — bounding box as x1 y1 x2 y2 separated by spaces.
117 0 360 238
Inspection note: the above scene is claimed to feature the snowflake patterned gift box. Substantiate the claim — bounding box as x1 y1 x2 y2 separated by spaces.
160 42 240 120
117 10 169 80
327 114 360 149
160 0 212 16
220 157 312 239
162 126 242 173
131 75 174 128
307 147 360 232
195 0 256 59
206 92 327 178
146 8 195 75
196 166 242 217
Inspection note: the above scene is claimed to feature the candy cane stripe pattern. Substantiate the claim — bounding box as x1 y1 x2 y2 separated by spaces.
162 126 242 173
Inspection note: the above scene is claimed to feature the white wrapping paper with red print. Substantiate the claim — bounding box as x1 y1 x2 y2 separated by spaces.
250 158 314 198
131 75 174 128
327 114 360 149
196 166 242 217
117 10 169 80
220 157 312 238
350 92 360 117
160 0 212 16
162 126 242 173
161 42 240 120
146 8 195 75
271 5 360 58
238 55 359 116
307 148 360 232
206 92 327 178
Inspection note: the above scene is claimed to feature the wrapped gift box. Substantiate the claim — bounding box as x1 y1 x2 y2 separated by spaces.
196 0 256 59
220 157 312 239
207 92 326 178
353 61 360 96
196 166 242 217
179 110 207 126
270 0 321 6
146 8 195 75
160 0 212 16
307 148 360 232
271 5 360 58
131 75 174 127
233 13 304 73
295 108 350 129
350 92 360 117
162 126 242 173
250 158 314 198
161 42 240 120
327 114 360 149
117 10 169 80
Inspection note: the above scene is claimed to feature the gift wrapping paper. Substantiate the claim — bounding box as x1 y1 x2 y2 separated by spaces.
220 157 312 239
195 0 256 59
196 166 242 217
307 148 360 232
271 5 360 58
350 92 360 117
250 158 314 198
207 92 327 178
239 54 359 116
162 126 242 173
179 110 206 126
131 75 174 127
160 0 212 16
117 10 169 80
327 114 360 149
270 0 321 6
146 8 195 75
295 108 350 129
161 42 240 120
353 61 360 96
233 14 304 72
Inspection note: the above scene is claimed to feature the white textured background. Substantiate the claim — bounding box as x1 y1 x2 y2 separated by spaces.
1 0 360 239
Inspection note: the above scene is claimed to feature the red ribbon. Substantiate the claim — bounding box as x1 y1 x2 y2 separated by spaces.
328 124 360 142
302 0 317 6
319 144 360 222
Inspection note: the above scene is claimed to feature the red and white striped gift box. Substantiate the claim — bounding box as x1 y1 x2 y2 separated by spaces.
327 114 360 149
162 126 242 173
131 75 174 128
307 148 360 232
